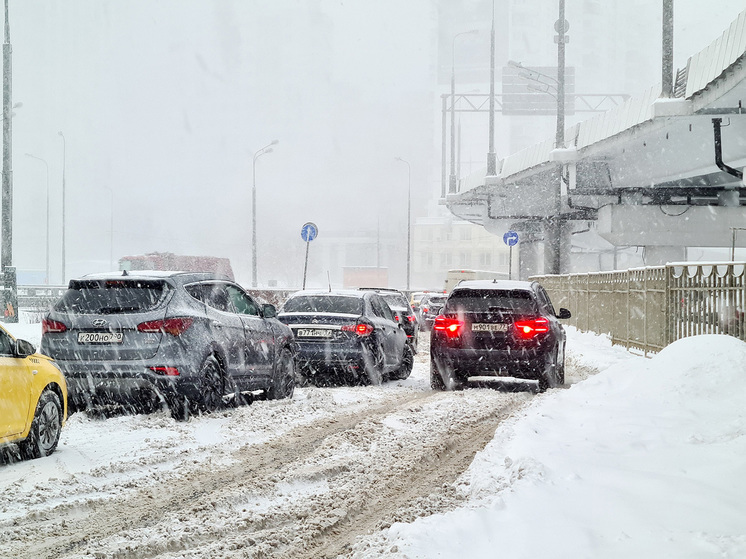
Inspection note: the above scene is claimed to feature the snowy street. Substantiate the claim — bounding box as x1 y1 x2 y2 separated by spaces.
4 324 743 558
0 325 615 558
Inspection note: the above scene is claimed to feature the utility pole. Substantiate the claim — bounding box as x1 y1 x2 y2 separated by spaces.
662 0 674 97
486 0 497 176
2 0 16 322
545 0 568 276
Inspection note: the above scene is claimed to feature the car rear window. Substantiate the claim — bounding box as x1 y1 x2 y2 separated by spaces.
54 279 170 314
381 293 408 309
445 289 538 314
282 295 363 315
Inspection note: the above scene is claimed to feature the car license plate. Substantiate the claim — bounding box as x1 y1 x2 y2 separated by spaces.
471 323 508 332
296 328 333 338
77 331 124 344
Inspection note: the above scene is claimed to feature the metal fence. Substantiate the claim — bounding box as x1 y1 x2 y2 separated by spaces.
532 262 745 355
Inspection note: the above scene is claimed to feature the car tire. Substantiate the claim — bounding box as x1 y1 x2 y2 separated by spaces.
168 394 191 422
19 389 63 460
197 355 225 413
362 340 385 386
430 356 446 390
266 347 295 400
537 345 561 392
556 343 566 386
391 343 414 380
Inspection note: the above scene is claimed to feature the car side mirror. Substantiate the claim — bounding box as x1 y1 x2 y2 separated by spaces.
262 303 277 318
14 339 35 357
557 308 572 320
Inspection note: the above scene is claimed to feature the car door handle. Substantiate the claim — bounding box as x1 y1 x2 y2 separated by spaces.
211 321 223 329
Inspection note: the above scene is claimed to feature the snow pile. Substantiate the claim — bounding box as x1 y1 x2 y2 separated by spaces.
369 334 746 558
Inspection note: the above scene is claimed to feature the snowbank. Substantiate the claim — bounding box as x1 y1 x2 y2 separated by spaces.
373 334 746 558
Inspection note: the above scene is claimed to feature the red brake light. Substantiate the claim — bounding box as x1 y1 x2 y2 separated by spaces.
137 317 194 336
513 317 550 340
342 322 374 336
42 318 68 334
422 307 429 313
148 366 180 376
433 315 464 337
407 315 416 323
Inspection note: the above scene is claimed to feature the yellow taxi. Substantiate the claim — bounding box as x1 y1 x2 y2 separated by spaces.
0 324 67 459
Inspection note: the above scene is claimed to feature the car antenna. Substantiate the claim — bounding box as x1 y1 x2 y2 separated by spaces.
123 270 129 276
327 271 332 292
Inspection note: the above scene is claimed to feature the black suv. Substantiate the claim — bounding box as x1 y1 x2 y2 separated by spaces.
430 280 571 391
40 271 296 420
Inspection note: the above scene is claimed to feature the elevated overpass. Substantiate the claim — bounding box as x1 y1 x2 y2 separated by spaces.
446 9 746 277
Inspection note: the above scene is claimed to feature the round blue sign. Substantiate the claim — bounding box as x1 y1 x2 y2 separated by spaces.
503 230 519 246
301 222 318 242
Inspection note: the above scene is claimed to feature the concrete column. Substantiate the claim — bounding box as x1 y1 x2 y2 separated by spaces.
519 240 542 280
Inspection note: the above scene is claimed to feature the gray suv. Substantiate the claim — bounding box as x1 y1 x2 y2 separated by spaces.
40 271 295 420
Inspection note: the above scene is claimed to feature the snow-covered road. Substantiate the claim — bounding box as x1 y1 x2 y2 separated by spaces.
0 330 557 558
6 326 739 559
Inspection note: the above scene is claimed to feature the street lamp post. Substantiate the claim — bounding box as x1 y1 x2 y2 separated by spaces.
58 131 66 284
252 139 278 288
450 29 478 194
395 157 411 291
25 153 50 283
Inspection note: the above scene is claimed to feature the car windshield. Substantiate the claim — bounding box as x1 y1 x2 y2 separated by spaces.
54 279 169 314
445 289 538 314
426 296 447 306
282 295 363 315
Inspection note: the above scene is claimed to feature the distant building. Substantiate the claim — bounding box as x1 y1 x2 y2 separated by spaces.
412 205 511 291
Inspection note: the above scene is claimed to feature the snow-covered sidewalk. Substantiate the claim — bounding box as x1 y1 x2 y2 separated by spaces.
353 331 746 558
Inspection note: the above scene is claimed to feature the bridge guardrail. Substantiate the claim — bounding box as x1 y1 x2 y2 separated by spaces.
532 262 745 355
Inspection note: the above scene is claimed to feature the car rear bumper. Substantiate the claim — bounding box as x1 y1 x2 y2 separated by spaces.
431 346 547 379
57 361 202 406
293 342 367 374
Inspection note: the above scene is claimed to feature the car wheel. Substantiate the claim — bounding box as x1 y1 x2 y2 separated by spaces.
537 345 561 392
267 347 295 400
556 342 566 386
168 394 191 422
430 356 446 390
19 389 63 459
391 343 414 380
362 340 385 386
198 355 225 413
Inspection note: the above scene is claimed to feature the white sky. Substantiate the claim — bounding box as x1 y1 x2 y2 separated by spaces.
6 1 745 285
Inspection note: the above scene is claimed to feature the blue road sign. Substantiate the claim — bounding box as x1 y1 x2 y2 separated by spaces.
301 222 318 242
503 230 519 246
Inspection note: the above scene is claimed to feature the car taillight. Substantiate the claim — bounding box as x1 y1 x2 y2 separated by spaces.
341 321 374 336
513 317 550 340
148 366 180 376
137 317 194 336
407 315 416 323
433 315 464 337
422 307 429 314
42 318 68 334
